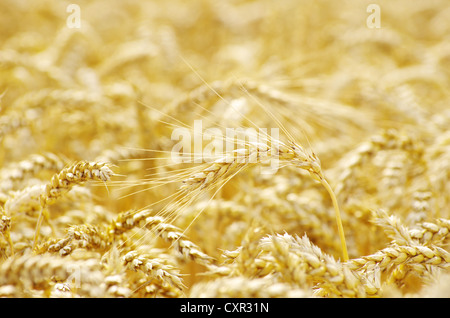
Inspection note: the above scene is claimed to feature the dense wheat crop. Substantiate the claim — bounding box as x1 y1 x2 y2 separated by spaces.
1 0 450 298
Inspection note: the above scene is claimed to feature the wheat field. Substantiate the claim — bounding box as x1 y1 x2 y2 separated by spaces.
1 0 450 298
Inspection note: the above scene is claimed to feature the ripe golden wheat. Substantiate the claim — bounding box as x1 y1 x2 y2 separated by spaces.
0 0 450 298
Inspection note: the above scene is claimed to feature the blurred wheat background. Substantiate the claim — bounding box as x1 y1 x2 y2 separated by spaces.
1 0 450 298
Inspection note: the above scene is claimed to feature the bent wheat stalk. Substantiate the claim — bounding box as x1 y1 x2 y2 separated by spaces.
180 134 349 261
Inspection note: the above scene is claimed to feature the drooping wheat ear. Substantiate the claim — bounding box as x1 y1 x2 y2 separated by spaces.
334 129 422 199
40 161 113 206
143 215 214 266
181 138 322 191
0 114 28 142
373 209 414 246
203 225 268 279
33 161 114 250
259 234 378 297
180 136 349 261
122 250 185 293
209 224 268 278
0 210 13 256
349 243 450 279
0 212 11 235
39 224 111 256
108 209 155 238
0 152 65 195
409 218 450 246
3 184 44 217
0 253 106 297
374 209 450 247
257 235 308 287
108 209 213 266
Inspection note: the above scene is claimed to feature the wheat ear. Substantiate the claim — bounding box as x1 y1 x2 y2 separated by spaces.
122 250 185 291
0 253 106 297
109 209 213 266
181 136 349 261
259 234 376 297
40 224 111 256
33 161 114 250
349 243 450 275
0 211 14 256
0 152 65 195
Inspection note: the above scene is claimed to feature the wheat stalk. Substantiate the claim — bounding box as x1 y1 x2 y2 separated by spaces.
180 135 349 261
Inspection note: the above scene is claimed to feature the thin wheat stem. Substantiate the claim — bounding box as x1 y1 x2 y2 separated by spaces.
319 177 349 262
